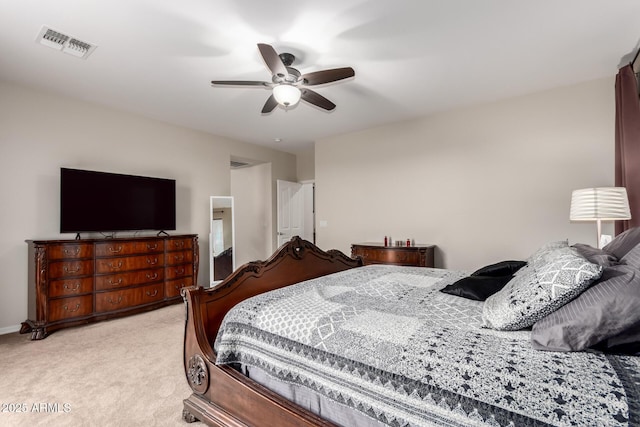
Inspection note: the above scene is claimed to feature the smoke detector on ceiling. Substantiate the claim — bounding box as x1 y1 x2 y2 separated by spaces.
36 26 97 59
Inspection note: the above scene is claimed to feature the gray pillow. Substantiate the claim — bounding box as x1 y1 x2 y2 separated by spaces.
531 260 640 352
572 243 617 267
620 242 640 269
602 227 640 259
482 245 602 331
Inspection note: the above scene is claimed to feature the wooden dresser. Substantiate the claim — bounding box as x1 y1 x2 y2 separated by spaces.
21 234 198 340
351 242 435 267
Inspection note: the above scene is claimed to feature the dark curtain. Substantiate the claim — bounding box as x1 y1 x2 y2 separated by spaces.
614 64 640 234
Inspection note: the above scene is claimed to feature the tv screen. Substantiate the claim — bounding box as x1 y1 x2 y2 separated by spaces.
60 168 176 233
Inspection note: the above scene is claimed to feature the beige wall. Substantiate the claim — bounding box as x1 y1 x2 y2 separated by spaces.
231 163 273 267
316 77 616 270
296 144 315 182
0 81 296 332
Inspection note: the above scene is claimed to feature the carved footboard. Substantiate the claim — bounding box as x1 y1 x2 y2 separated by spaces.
182 237 363 426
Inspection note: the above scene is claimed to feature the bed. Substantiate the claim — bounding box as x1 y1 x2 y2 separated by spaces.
181 236 640 426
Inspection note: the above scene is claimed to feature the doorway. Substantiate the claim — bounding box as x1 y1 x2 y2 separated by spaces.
277 180 314 246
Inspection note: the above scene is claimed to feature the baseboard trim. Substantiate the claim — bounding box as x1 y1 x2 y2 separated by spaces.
0 324 21 335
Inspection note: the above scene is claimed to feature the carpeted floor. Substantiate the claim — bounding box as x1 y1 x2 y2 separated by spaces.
0 304 195 426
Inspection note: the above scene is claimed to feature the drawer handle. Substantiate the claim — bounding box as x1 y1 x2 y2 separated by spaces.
174 283 185 290
108 296 123 305
174 241 185 248
146 257 159 265
63 282 81 292
108 278 123 286
63 303 81 312
174 255 184 262
147 243 158 250
175 267 185 275
146 289 158 297
63 265 81 274
146 272 159 280
64 247 80 256
108 261 123 270
108 246 123 253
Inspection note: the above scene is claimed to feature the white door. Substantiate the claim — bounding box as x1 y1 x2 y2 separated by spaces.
277 180 304 247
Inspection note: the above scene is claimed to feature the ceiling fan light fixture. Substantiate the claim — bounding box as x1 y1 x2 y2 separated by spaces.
272 84 301 107
211 43 354 113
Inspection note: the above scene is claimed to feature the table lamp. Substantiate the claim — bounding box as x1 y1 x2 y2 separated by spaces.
570 187 631 248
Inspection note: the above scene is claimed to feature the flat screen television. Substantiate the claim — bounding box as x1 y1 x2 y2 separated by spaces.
60 168 176 233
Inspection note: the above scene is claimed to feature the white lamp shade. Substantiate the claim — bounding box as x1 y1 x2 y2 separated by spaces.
570 187 631 221
272 84 301 107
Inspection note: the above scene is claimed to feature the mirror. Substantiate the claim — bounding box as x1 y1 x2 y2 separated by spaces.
210 196 235 285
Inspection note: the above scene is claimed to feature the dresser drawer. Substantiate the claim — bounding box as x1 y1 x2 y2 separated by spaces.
166 250 193 266
47 244 93 260
166 238 193 251
165 277 193 298
49 277 93 297
95 240 164 257
95 268 164 291
363 248 420 265
351 244 435 267
48 295 93 321
95 283 164 313
49 260 94 279
95 254 164 274
166 264 193 280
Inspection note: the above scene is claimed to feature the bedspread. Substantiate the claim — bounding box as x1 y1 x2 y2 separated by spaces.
214 265 639 426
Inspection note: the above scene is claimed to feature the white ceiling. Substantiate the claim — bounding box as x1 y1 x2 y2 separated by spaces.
1 1 639 154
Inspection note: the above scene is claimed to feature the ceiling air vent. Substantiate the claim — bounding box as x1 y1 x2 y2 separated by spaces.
230 160 251 169
36 26 97 59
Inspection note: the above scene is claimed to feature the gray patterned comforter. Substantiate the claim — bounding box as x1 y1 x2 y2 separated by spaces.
214 265 640 426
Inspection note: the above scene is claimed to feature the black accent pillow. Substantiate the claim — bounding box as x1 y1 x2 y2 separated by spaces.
440 275 513 301
470 260 527 277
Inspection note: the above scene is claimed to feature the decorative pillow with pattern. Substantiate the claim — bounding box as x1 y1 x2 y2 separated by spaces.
482 246 602 331
526 240 568 265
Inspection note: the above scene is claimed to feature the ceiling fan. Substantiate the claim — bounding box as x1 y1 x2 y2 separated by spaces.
211 43 355 113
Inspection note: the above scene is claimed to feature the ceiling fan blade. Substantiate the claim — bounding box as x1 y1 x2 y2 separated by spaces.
211 80 270 87
302 67 355 86
257 43 288 78
261 94 278 114
301 89 336 111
